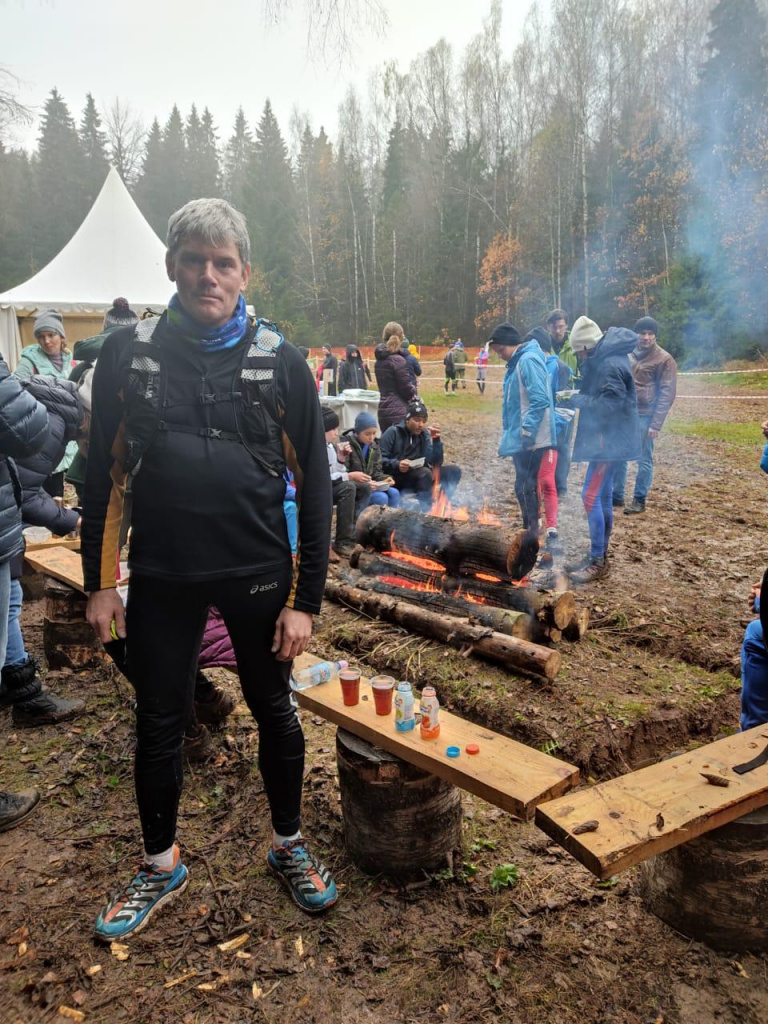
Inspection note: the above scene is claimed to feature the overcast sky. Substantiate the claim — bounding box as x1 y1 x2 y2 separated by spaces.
4 0 536 151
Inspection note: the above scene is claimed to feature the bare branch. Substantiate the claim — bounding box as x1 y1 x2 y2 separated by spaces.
261 0 389 58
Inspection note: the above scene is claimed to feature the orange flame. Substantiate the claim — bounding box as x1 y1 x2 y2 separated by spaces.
475 572 502 583
476 502 501 526
382 549 445 574
379 574 441 593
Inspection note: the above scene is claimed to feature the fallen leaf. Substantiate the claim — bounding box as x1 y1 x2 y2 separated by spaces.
252 983 263 1000
294 935 304 958
732 960 749 978
110 942 130 961
58 1008 85 1022
86 966 102 977
217 933 249 952
164 970 198 990
72 990 87 1006
17 942 27 957
7 926 29 946
296 995 310 1009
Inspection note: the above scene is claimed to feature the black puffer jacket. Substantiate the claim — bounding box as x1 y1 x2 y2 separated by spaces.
374 346 416 430
18 377 82 535
571 328 641 463
0 358 50 564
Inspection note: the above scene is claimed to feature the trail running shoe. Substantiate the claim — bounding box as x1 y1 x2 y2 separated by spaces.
568 556 608 585
268 838 338 913
94 847 188 941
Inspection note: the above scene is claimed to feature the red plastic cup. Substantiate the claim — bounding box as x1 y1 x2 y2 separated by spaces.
339 669 361 706
370 674 396 715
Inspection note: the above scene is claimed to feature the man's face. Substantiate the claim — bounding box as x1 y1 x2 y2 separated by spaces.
37 330 63 357
549 318 567 344
166 236 249 328
357 427 377 446
407 416 427 436
491 343 516 363
637 330 656 351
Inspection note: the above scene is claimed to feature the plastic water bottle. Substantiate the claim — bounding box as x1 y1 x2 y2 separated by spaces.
394 681 416 731
291 660 349 691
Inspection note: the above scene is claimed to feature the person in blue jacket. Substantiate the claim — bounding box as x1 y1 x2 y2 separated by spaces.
489 322 556 544
564 317 640 584
737 425 768 730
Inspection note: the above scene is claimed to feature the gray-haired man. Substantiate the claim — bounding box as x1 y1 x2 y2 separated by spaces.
82 198 337 941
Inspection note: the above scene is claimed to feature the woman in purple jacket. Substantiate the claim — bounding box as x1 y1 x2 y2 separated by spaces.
374 321 417 431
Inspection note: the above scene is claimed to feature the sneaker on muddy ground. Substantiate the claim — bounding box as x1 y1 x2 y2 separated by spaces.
268 837 338 913
624 498 645 515
0 788 40 833
568 556 608 584
94 846 189 942
12 690 85 726
333 540 357 559
612 496 625 508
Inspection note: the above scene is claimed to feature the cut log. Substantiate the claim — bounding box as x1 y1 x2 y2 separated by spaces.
43 576 110 671
639 805 768 952
355 505 538 580
349 547 576 629
563 607 590 641
337 729 462 878
345 574 547 642
324 579 561 680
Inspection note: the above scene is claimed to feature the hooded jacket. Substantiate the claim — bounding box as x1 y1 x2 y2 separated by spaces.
341 428 387 480
499 340 557 456
374 346 417 430
629 342 677 431
14 344 77 474
338 346 372 391
0 358 49 564
571 327 641 463
400 343 422 385
17 377 82 535
379 420 444 475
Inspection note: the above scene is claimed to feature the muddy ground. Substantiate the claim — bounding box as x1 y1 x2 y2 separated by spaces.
1 371 768 1023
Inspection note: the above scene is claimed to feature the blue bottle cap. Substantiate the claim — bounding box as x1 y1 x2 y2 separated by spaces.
446 746 461 758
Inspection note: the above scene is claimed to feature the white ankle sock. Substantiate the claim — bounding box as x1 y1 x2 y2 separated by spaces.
273 830 301 850
145 844 176 870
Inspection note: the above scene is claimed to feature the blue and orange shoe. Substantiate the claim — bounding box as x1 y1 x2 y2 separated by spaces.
268 838 338 913
94 846 189 942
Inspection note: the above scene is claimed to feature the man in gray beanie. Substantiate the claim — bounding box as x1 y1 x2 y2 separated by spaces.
612 316 677 514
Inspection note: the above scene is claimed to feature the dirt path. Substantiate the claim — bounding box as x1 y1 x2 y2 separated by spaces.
1 378 767 1023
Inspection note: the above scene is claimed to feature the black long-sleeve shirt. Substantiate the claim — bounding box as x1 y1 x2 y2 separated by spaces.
81 316 332 614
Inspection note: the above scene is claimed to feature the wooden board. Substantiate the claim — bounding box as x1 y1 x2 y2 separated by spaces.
25 546 86 591
535 726 768 879
25 536 80 553
293 653 578 819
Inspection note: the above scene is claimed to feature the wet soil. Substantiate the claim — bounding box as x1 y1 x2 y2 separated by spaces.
1 376 767 1023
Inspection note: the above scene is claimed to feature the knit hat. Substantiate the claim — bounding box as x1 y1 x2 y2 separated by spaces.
33 309 65 339
406 399 428 420
633 316 659 337
322 406 340 431
322 343 332 352
354 411 377 433
569 316 602 352
524 326 552 352
103 297 139 331
488 322 522 347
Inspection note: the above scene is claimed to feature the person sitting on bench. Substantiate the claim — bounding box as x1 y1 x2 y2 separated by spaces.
379 400 461 512
341 412 400 509
741 570 768 730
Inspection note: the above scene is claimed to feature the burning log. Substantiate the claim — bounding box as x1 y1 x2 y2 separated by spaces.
355 505 538 581
349 547 576 629
324 579 562 680
346 574 547 642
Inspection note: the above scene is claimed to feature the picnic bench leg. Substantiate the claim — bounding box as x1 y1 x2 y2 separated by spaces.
639 805 768 952
336 728 463 879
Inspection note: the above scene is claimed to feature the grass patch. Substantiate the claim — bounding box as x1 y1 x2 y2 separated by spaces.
691 369 768 390
419 383 502 415
666 418 761 446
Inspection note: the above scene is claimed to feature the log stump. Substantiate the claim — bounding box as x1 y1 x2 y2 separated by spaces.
336 728 462 879
640 805 768 951
43 576 108 671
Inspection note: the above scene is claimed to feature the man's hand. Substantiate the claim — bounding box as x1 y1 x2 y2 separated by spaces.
271 607 313 662
648 428 659 440
429 423 441 440
87 588 126 644
761 419 768 439
348 471 372 484
399 460 410 473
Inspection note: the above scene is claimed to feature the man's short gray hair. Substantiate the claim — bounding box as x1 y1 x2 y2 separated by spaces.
166 198 251 266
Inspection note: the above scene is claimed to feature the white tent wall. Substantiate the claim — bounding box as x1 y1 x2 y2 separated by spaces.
0 167 171 367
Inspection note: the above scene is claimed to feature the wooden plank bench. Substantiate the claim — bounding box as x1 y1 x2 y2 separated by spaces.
293 653 579 819
535 726 768 879
25 546 87 591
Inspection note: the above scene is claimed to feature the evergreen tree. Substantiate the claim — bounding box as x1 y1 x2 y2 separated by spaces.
223 107 253 210
198 108 221 197
134 118 167 236
0 145 35 288
79 92 109 203
33 88 88 267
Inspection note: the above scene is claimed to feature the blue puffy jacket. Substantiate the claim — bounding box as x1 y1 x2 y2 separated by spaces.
571 327 641 463
0 358 50 564
499 341 556 456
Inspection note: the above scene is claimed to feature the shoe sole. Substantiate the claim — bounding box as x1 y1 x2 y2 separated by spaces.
0 801 40 834
268 862 338 914
94 873 189 942
12 706 84 727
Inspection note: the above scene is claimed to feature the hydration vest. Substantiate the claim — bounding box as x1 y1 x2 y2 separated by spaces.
120 315 287 479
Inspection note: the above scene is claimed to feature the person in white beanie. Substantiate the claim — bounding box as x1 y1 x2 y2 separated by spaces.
564 317 640 583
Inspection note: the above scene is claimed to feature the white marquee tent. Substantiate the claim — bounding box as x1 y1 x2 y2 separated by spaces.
0 167 171 366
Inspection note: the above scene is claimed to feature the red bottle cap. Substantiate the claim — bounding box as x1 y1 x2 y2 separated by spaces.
465 743 480 755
